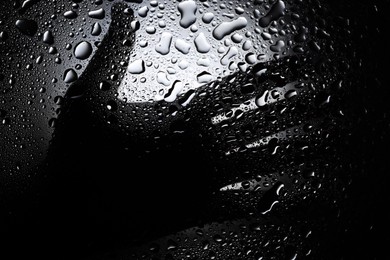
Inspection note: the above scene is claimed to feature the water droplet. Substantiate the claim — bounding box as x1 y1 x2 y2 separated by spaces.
212 17 247 40
48 118 56 128
284 89 297 99
164 80 183 102
48 46 57 54
194 32 211 53
0 31 8 41
88 8 105 19
270 40 285 52
74 41 92 60
261 32 272 40
231 33 243 43
259 0 286 28
197 57 210 67
99 81 111 91
220 46 238 66
91 22 101 36
202 12 214 23
139 40 148 47
146 26 156 34
235 7 245 15
255 90 269 107
245 53 257 64
157 71 170 86
155 32 173 55
15 19 38 36
242 40 252 51
158 20 167 28
63 10 78 19
36 55 43 64
197 71 213 83
63 69 78 83
128 59 145 74
175 39 191 54
106 100 117 111
138 6 149 17
43 30 54 44
167 239 178 251
178 0 197 28
258 182 284 214
178 60 189 70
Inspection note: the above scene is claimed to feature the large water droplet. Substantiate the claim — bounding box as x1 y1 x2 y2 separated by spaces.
258 182 284 214
202 12 214 24
178 0 197 28
178 60 189 70
88 8 105 19
194 32 211 53
146 26 156 34
164 80 183 102
197 71 213 83
212 17 247 40
128 59 145 74
15 19 38 36
259 0 286 28
0 31 8 41
220 46 238 65
175 39 191 54
63 69 78 83
270 40 285 52
138 6 149 17
91 22 101 36
43 30 54 44
155 32 173 55
242 40 252 51
63 10 78 19
74 41 92 60
157 71 170 86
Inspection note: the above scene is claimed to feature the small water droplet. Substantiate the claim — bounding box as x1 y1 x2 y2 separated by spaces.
99 81 111 91
106 100 118 111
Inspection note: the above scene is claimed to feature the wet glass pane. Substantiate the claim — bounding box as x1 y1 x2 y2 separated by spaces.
0 0 388 259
